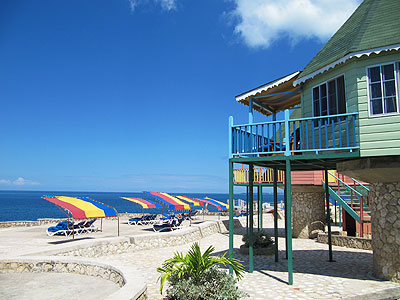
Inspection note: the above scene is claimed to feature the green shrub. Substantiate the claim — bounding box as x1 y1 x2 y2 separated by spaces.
242 230 274 249
165 266 248 300
157 243 248 299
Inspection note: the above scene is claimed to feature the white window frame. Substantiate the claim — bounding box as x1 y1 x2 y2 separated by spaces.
312 74 347 126
366 62 400 118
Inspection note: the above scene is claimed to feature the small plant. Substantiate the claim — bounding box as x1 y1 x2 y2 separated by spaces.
242 230 274 249
157 242 248 299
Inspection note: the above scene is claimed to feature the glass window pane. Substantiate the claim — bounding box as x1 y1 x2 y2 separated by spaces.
313 87 320 117
385 97 397 113
383 64 395 81
321 96 327 115
313 87 319 100
313 99 320 117
384 80 396 97
328 80 337 115
320 83 327 98
371 83 382 99
369 67 381 82
337 76 346 114
371 99 383 115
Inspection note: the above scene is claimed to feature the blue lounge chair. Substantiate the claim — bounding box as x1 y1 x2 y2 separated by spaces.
234 212 247 218
128 216 144 225
80 219 98 233
153 218 184 232
46 221 74 236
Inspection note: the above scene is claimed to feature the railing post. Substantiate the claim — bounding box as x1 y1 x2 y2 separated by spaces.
249 98 254 124
284 109 290 156
229 116 233 158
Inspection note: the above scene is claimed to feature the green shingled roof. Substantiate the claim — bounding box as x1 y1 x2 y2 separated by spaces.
298 0 400 80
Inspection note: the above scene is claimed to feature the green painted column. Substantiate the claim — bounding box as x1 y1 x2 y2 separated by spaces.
325 168 334 262
286 159 293 285
273 167 279 262
258 185 263 231
228 160 234 274
249 163 254 273
284 175 288 260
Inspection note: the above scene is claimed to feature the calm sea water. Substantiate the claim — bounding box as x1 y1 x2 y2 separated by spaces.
0 190 284 222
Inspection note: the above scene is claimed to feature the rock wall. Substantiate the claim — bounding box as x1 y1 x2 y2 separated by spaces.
370 182 400 281
35 222 223 258
0 259 125 287
292 190 325 238
317 233 372 250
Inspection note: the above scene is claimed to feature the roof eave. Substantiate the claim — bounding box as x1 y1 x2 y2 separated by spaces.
294 43 400 86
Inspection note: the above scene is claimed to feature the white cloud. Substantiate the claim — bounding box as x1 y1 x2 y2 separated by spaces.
128 0 177 12
229 0 362 48
0 179 11 185
12 177 39 186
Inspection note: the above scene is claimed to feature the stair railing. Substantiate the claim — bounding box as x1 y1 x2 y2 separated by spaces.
328 171 366 237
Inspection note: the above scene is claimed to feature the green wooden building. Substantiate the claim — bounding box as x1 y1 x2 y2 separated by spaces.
228 0 400 284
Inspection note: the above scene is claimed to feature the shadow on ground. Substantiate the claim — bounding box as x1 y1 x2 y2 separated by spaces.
48 237 95 244
213 248 381 283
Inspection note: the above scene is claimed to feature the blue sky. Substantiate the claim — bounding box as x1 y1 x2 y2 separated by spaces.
0 0 361 193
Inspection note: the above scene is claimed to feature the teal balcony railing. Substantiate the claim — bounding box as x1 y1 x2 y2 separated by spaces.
229 110 359 158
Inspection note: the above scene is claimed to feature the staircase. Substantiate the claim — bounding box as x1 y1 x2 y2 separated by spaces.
324 172 371 237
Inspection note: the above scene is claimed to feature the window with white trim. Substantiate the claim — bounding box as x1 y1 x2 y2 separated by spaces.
367 63 399 116
312 75 346 124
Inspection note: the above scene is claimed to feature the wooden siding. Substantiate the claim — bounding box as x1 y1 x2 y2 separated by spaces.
301 51 400 157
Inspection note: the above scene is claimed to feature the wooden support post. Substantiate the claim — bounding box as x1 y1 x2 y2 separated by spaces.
273 167 279 262
286 159 293 285
249 163 254 273
325 168 334 262
228 160 234 274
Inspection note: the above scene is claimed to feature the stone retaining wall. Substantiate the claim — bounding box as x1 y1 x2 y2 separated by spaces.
317 233 372 250
0 257 147 300
0 258 125 287
30 221 223 258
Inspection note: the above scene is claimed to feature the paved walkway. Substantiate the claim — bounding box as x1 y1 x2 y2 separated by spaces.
0 273 119 300
102 224 400 299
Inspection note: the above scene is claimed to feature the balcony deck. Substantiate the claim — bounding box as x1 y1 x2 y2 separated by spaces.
229 110 360 170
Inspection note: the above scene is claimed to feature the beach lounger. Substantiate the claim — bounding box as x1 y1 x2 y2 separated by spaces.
129 216 145 225
80 218 98 233
234 212 247 218
153 218 184 232
46 221 75 236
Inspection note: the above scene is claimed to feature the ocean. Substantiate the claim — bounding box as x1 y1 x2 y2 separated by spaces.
0 190 285 222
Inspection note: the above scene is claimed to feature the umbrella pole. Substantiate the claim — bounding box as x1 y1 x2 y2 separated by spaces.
118 215 120 236
70 214 74 240
190 209 192 226
101 218 103 232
